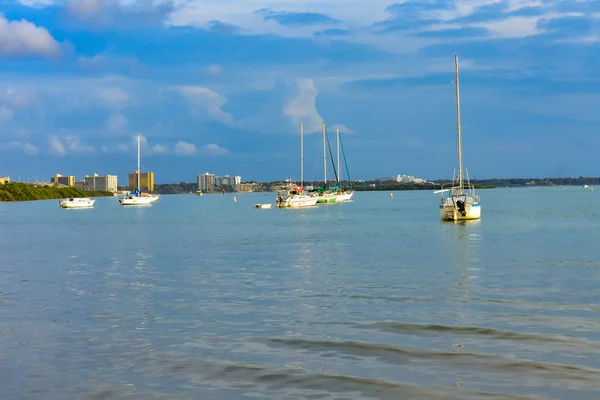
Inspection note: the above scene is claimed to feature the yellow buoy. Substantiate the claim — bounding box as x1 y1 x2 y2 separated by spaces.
233 196 237 202
390 192 393 198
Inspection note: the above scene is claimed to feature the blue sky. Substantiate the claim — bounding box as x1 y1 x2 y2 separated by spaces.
1 0 600 183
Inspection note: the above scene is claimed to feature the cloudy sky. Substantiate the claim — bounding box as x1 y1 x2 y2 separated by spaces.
1 0 599 183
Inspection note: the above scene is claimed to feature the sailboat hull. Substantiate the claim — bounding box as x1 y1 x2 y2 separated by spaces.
336 191 354 202
440 202 481 221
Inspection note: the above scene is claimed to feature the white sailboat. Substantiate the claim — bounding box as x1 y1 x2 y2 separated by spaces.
276 123 318 208
119 136 159 206
59 197 95 209
310 122 338 203
334 128 355 202
437 54 481 221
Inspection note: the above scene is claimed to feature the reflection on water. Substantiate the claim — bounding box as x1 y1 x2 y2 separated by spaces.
1 188 600 399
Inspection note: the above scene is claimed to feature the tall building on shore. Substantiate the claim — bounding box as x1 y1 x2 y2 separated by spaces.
84 174 118 192
197 172 215 192
51 174 75 187
128 171 155 192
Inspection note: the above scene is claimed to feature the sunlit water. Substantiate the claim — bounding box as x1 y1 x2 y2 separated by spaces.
1 187 600 399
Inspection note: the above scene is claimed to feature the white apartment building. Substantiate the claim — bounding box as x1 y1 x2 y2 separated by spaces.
197 172 215 192
84 174 118 192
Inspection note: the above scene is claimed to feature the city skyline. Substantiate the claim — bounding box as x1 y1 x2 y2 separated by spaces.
1 1 600 181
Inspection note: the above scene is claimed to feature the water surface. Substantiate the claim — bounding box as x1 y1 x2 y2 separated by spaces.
1 187 599 399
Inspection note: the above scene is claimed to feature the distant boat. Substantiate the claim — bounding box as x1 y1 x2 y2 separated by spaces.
254 203 272 209
119 136 159 206
436 54 481 222
196 190 203 196
59 197 95 209
276 123 318 208
584 184 589 188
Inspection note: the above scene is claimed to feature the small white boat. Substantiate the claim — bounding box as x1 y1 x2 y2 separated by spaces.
584 184 589 188
119 193 155 206
59 197 95 209
196 190 203 196
254 203 272 209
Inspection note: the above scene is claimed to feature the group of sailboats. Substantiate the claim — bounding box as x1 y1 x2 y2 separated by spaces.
276 122 354 208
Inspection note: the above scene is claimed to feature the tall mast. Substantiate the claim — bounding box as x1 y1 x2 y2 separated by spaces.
336 128 340 185
137 135 141 192
300 123 304 190
454 53 464 191
322 121 327 186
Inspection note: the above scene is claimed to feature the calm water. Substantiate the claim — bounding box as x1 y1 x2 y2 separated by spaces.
1 187 600 400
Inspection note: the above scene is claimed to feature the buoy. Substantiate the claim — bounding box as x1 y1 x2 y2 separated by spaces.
233 196 237 202
591 188 594 192
390 192 393 198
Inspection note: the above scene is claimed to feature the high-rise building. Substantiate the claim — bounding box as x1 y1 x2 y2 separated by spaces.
128 171 155 192
84 174 118 192
50 174 75 187
197 172 215 192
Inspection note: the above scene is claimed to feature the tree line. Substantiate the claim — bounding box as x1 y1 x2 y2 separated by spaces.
0 182 113 202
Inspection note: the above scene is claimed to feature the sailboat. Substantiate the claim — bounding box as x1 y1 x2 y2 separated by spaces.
119 135 159 206
334 128 354 202
436 54 481 221
275 123 318 208
310 122 339 203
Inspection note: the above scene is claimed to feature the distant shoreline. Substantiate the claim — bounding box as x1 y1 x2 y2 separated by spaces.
152 177 599 195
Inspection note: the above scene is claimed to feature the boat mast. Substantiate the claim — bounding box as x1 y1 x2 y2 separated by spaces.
137 135 141 192
300 123 304 190
455 53 464 191
336 128 341 186
322 121 327 187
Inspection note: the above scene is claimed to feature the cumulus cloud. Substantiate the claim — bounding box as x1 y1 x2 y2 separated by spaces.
173 86 234 125
200 143 230 156
48 135 66 156
152 144 167 154
174 141 197 155
48 135 95 155
283 78 323 133
5 141 39 155
330 123 355 134
0 15 62 58
97 87 128 106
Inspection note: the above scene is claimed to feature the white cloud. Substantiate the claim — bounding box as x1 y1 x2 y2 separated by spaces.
48 135 66 156
174 141 197 155
152 144 167 154
173 86 234 125
107 112 128 131
6 141 39 155
330 123 355 134
200 143 230 156
97 87 128 107
204 64 223 76
67 0 103 18
64 136 95 154
48 135 95 155
283 78 323 133
0 15 61 58
16 0 55 7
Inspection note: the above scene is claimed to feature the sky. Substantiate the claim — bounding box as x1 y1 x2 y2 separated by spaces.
1 0 600 183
